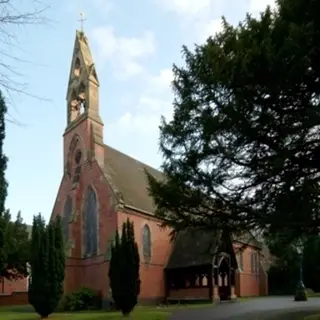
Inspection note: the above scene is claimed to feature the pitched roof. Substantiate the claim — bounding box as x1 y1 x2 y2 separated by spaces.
101 145 263 251
103 144 164 214
165 228 220 269
165 228 239 270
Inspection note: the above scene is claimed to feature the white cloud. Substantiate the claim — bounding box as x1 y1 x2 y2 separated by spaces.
104 0 280 143
161 0 213 17
156 0 224 44
197 18 224 43
108 68 174 135
91 26 156 80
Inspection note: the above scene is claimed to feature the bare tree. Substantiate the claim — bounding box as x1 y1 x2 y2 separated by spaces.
0 0 50 122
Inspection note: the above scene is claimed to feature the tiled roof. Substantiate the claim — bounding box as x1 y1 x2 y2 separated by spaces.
103 144 164 214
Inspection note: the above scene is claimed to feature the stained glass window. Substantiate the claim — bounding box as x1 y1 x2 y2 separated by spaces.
83 187 98 256
63 196 72 241
142 224 151 261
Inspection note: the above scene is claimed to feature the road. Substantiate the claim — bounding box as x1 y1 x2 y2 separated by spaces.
170 297 320 320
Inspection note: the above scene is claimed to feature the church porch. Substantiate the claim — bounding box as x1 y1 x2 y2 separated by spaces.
164 228 238 303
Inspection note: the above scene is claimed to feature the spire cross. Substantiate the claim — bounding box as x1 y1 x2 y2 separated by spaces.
79 12 86 32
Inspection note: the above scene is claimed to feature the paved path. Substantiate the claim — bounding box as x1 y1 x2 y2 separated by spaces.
170 297 320 320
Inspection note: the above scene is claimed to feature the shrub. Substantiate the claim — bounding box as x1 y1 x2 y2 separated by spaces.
59 287 102 311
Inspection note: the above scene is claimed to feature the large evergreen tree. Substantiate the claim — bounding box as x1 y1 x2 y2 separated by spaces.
0 93 30 283
146 0 320 239
53 216 65 303
29 214 65 318
1 210 29 280
108 219 140 316
0 91 8 277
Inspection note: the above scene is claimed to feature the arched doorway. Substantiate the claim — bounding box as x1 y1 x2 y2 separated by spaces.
217 254 231 300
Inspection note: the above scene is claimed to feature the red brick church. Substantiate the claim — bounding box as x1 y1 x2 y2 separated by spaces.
49 30 269 304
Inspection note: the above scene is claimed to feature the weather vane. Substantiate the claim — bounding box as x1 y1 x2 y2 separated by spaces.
79 12 86 32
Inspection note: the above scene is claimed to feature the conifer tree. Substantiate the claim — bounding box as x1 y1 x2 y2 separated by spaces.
108 230 121 309
54 216 65 302
29 214 50 318
0 91 8 277
108 219 140 316
146 0 320 240
29 214 65 318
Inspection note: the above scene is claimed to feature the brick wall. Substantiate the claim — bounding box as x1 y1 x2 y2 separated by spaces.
234 244 267 297
0 277 28 295
0 291 28 306
51 117 267 302
51 119 117 298
118 210 172 300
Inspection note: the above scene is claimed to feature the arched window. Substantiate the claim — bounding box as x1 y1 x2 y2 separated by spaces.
74 57 81 77
83 187 98 256
63 196 72 241
73 149 82 184
142 224 151 261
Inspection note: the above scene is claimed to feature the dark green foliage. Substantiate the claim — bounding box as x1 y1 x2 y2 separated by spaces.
28 214 66 318
302 236 320 292
58 287 102 312
0 210 29 280
108 230 122 308
146 0 320 239
0 91 8 276
0 91 7 216
267 234 320 295
53 216 66 303
108 219 140 316
0 92 29 282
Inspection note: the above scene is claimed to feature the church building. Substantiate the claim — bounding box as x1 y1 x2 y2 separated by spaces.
50 30 269 305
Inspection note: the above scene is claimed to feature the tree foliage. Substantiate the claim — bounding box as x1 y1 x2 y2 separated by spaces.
0 210 29 280
0 90 7 274
108 219 140 316
147 0 320 239
29 214 65 318
266 233 320 294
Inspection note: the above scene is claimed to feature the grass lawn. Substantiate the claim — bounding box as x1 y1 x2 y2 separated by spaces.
0 303 212 320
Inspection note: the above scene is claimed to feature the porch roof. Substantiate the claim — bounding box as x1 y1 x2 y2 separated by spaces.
165 228 221 270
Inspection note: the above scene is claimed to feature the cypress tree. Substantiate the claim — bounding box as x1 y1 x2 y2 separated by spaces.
29 215 65 318
108 230 121 308
126 220 140 298
54 216 65 302
29 214 51 318
28 214 45 309
0 91 8 277
0 91 7 216
108 220 140 316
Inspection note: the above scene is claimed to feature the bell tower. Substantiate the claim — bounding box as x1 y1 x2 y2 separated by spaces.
63 29 105 171
65 30 104 143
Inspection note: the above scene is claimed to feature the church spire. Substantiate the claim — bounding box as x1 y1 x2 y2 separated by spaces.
65 28 102 130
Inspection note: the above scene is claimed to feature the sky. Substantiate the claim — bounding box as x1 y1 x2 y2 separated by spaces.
2 0 276 225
